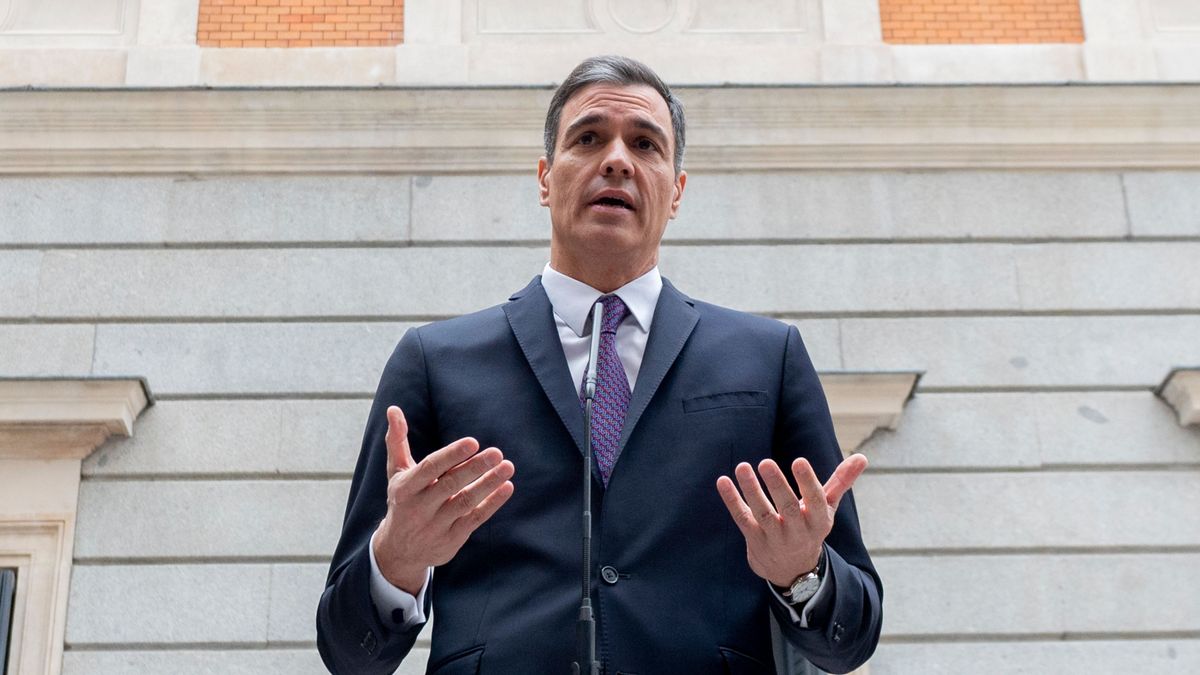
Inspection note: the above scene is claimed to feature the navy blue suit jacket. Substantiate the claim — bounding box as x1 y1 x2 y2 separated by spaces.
317 277 882 674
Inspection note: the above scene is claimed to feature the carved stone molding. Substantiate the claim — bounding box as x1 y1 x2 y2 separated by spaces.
819 372 921 453
1 84 1199 175
1158 368 1200 427
0 378 152 459
0 377 150 675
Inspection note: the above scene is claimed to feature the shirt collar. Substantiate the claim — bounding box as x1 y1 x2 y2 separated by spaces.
541 262 662 338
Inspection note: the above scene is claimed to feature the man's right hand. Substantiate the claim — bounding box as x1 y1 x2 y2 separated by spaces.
372 405 515 594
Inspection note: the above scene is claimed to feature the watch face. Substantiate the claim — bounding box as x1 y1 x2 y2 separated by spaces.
790 575 821 603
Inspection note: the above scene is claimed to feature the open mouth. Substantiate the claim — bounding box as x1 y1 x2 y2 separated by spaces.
591 196 635 211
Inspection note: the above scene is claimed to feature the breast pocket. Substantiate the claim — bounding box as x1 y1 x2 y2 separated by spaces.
683 390 769 413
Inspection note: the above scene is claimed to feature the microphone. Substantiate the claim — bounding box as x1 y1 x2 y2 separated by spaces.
572 300 604 675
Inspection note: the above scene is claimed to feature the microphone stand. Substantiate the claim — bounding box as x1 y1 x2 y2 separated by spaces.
572 301 604 675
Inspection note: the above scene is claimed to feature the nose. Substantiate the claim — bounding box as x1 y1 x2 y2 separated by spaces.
601 141 633 177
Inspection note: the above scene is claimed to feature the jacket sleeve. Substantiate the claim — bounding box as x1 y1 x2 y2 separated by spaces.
770 324 884 674
317 328 440 674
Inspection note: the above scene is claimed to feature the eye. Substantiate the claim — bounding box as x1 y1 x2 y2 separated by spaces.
577 132 597 145
635 137 660 152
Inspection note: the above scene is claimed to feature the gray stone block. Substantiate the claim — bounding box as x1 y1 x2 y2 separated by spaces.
64 649 331 675
410 171 1129 242
0 324 94 376
0 251 40 317
0 176 409 244
855 472 1200 550
1124 171 1200 237
660 244 1020 313
269 564 329 642
36 247 549 318
74 480 348 559
32 243 1192 318
63 646 432 674
876 553 1200 636
862 392 1200 469
781 319 842 370
411 174 548 242
1017 243 1200 310
872 639 1200 674
83 399 370 476
673 171 1127 241
841 315 1200 387
66 564 271 644
93 322 418 395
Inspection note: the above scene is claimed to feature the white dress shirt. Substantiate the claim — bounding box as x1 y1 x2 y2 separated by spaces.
368 263 829 631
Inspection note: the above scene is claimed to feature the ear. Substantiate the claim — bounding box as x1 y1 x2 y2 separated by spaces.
668 170 687 219
537 156 551 207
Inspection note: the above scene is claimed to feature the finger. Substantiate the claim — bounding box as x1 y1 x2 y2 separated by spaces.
824 453 869 510
405 437 480 490
734 462 779 527
449 478 515 539
716 475 759 539
385 406 414 478
430 447 503 500
790 457 826 510
758 459 803 521
440 459 515 521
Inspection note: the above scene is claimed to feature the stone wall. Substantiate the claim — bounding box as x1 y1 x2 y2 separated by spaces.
3 141 1198 671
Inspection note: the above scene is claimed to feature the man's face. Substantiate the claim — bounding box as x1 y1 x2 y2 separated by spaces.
538 83 686 277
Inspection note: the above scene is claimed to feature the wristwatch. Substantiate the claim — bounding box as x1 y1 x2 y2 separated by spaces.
777 549 825 605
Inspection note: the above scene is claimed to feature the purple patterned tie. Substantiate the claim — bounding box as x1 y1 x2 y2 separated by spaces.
581 295 631 486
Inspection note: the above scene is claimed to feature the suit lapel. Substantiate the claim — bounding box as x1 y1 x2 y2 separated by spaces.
617 278 698 452
503 276 588 458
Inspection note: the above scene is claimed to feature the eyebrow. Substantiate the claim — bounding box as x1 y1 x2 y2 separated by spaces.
562 112 670 148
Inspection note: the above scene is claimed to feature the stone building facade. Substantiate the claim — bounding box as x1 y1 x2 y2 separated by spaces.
1 1 1198 673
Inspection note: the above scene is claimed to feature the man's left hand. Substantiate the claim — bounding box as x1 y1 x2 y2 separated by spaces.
716 454 868 588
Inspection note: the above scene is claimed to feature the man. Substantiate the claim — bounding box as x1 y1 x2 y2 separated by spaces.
317 55 882 674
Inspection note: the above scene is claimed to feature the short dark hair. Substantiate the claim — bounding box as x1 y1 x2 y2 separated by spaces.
543 55 686 174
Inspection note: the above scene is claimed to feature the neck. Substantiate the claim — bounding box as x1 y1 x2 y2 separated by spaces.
550 249 655 293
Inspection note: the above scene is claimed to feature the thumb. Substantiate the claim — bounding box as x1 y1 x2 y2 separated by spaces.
385 405 414 477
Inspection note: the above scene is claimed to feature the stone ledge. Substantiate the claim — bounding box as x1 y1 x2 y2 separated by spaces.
1 85 1198 174
1158 368 1200 427
0 378 153 460
819 371 921 453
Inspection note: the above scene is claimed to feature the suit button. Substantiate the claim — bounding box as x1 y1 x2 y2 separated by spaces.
600 565 620 584
832 622 845 643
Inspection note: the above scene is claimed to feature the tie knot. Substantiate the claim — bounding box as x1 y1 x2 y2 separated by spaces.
599 295 629 334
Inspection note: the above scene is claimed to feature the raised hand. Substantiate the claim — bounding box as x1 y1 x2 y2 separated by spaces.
373 405 515 594
716 454 867 588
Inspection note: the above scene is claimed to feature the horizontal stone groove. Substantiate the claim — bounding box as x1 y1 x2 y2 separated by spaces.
137 385 1162 399
78 465 1198 483
74 556 333 566
151 393 374 401
872 546 1200 557
6 309 1200 325
70 546 1200 566
63 639 434 651
82 473 354 482
2 236 1200 250
880 631 1200 644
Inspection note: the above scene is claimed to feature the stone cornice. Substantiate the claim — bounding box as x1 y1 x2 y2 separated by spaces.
1 84 1198 174
819 371 921 453
0 378 153 460
1158 368 1200 427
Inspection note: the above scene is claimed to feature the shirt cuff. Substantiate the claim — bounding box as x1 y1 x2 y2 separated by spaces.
368 529 431 631
767 547 833 628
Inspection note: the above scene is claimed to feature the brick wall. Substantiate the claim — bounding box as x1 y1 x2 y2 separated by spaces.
879 0 1084 44
197 0 403 48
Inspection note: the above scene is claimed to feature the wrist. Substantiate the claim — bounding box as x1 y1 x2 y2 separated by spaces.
372 530 428 595
768 546 823 588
